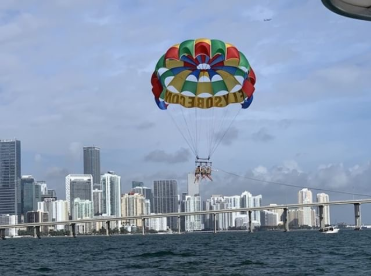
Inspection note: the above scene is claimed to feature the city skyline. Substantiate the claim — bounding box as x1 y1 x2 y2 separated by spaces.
1 1 371 224
1 138 369 225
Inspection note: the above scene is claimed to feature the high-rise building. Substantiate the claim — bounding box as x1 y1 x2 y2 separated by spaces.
153 180 178 230
21 175 36 217
26 210 48 232
149 217 167 232
267 204 284 225
40 190 57 201
73 198 93 220
37 199 68 230
53 200 69 230
260 210 279 227
83 146 101 187
93 188 103 216
131 186 153 212
288 209 300 227
224 195 243 228
34 182 42 206
132 181 144 188
121 193 147 227
184 195 202 231
0 139 21 217
37 181 48 195
241 191 262 226
298 188 313 226
317 193 330 225
101 171 121 217
187 173 200 196
0 214 18 237
65 174 93 217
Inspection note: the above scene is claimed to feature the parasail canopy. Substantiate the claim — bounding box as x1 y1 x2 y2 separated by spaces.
151 38 257 159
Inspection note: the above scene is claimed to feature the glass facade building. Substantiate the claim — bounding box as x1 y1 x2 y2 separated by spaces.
83 147 101 187
153 180 178 230
65 174 93 218
21 175 35 218
0 139 21 217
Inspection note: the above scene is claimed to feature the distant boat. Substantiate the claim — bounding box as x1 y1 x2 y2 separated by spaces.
320 226 339 234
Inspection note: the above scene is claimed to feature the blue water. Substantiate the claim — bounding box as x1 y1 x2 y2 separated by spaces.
1 230 371 275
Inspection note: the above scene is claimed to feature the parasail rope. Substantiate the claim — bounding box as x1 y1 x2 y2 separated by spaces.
209 108 241 157
180 106 198 155
215 167 371 197
167 111 197 156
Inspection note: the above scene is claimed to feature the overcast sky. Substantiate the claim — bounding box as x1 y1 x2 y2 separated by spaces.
1 0 371 223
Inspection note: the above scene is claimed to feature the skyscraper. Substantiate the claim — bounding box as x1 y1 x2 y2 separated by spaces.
187 173 199 196
73 198 93 220
298 188 313 226
65 174 93 217
317 193 330 226
21 175 36 218
121 193 147 227
0 139 21 217
83 147 101 187
34 182 42 206
101 171 121 217
131 185 153 212
241 191 262 226
184 195 202 231
93 188 103 216
132 181 144 188
153 180 178 230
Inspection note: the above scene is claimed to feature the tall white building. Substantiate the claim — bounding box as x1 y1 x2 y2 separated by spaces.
38 181 48 195
187 173 200 196
65 174 93 217
0 214 18 237
317 193 330 226
54 200 69 230
298 188 313 226
73 198 93 220
149 216 167 232
241 191 262 226
267 204 284 225
38 199 68 231
101 171 121 217
184 195 202 231
224 195 243 228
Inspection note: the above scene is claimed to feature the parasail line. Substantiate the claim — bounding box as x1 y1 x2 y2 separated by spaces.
216 167 371 198
210 108 241 157
167 111 197 156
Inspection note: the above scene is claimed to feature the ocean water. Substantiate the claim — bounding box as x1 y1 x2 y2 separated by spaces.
1 230 371 276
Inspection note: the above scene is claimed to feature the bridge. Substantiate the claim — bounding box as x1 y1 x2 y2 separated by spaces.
1 199 370 239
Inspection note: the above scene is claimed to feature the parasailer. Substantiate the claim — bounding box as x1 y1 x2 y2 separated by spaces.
151 38 257 181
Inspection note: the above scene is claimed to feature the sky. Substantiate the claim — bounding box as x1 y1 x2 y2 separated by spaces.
1 0 371 224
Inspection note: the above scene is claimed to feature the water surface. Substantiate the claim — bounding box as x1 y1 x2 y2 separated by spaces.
1 230 370 275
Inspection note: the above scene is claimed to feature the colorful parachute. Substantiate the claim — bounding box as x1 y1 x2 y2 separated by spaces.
151 38 256 110
151 39 257 160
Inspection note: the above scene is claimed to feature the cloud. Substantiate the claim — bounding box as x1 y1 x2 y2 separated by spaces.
34 153 42 162
251 128 275 142
135 121 155 130
68 142 82 161
209 160 371 208
215 126 239 146
44 166 70 198
144 148 191 164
